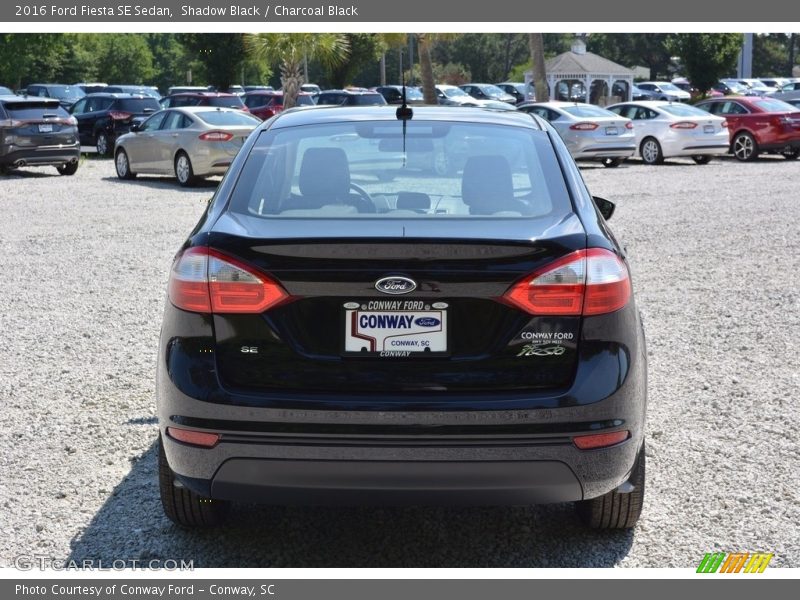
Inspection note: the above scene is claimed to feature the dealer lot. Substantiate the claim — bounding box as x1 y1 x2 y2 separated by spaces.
0 156 797 567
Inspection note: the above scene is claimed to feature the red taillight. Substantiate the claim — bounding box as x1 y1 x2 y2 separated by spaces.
569 122 599 131
109 110 132 121
670 121 697 129
721 120 728 128
501 248 631 316
167 427 220 448
573 430 629 450
168 247 290 314
198 130 234 142
625 121 634 129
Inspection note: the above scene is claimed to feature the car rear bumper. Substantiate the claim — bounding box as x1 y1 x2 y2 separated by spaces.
0 143 80 167
573 144 636 160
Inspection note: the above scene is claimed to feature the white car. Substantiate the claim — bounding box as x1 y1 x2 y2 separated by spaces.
435 85 487 107
605 101 729 165
635 82 691 103
518 101 635 167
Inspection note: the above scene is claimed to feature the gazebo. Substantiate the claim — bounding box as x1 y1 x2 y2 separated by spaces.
525 39 634 105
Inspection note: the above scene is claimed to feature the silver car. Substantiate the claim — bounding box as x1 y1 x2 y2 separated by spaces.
606 101 729 165
113 107 260 186
517 102 635 167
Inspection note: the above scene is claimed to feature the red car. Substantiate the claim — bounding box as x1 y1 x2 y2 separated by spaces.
160 92 248 113
242 91 316 120
695 96 800 161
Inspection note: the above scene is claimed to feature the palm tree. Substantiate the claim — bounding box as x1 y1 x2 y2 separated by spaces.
377 33 408 86
529 33 548 102
417 33 460 105
245 33 349 108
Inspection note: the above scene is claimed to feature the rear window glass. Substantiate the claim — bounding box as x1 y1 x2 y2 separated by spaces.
244 94 274 108
660 104 713 117
227 120 570 219
47 86 84 100
4 102 69 119
207 96 245 108
350 94 386 106
562 105 618 118
117 98 161 113
752 98 799 113
296 95 316 106
195 110 261 126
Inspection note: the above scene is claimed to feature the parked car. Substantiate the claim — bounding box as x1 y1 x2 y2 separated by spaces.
495 82 535 104
24 83 85 109
114 106 261 186
759 78 790 90
776 80 800 92
160 92 249 112
716 80 758 96
105 85 161 100
375 85 425 105
694 96 800 161
300 83 322 94
155 105 647 530
243 85 274 92
460 83 517 104
634 82 691 103
315 89 387 106
167 86 211 96
242 90 316 120
606 100 729 165
70 93 161 155
631 84 652 101
518 101 635 167
74 82 108 95
0 86 12 95
434 84 485 106
736 79 777 95
0 94 80 175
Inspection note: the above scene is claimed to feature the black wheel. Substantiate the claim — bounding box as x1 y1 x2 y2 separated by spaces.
174 152 197 187
601 157 623 168
57 161 79 176
576 443 645 530
640 137 664 165
96 132 111 156
691 155 712 165
732 132 759 162
782 148 800 160
115 148 136 180
158 435 229 528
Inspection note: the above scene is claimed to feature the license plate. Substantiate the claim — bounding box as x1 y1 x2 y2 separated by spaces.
38 124 53 133
344 307 447 355
704 125 715 133
605 127 618 135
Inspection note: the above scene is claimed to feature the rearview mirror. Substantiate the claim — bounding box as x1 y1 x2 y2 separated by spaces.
593 196 615 220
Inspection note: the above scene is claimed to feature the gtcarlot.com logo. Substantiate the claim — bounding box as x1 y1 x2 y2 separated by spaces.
697 552 773 573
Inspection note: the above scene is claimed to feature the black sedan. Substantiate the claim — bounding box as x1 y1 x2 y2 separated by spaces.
70 93 161 155
157 105 647 530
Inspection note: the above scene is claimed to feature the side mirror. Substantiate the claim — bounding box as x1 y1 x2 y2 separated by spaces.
130 122 142 133
593 196 615 221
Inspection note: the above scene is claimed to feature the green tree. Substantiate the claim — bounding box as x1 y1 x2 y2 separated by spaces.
328 34 382 88
587 34 674 80
179 34 246 90
753 34 793 77
95 34 155 84
245 34 349 108
668 34 743 95
0 34 66 89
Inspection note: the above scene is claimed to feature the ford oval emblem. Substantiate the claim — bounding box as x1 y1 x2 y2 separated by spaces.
375 276 417 295
414 317 441 327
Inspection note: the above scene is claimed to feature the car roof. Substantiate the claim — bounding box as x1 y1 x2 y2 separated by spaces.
83 92 151 98
172 106 252 114
0 94 61 102
172 92 237 98
608 100 685 107
267 105 542 130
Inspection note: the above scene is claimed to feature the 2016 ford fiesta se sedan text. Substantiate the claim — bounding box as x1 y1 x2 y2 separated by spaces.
157 105 647 530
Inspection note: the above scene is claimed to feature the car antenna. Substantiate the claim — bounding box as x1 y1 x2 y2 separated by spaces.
396 72 413 121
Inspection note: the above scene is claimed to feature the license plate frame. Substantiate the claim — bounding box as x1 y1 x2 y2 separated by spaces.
38 123 53 133
605 126 618 136
342 303 449 357
704 125 715 134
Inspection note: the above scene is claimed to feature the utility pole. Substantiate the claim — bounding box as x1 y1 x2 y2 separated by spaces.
737 33 753 78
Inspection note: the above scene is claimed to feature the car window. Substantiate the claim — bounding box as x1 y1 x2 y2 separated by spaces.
194 110 261 126
752 98 799 113
140 111 167 131
4 101 68 119
244 94 270 109
207 96 245 109
161 111 184 130
562 105 618 118
117 98 160 113
227 120 571 220
71 99 88 114
721 101 749 115
660 104 712 117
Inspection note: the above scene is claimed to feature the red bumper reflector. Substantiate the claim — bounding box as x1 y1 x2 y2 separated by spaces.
167 427 220 448
573 430 629 450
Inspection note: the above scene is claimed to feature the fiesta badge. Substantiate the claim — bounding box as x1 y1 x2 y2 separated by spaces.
375 276 417 295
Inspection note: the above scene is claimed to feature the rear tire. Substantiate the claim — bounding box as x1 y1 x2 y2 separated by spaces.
576 443 645 530
158 435 229 528
174 152 197 187
115 148 136 180
691 155 712 165
640 138 664 165
732 132 759 162
601 157 623 168
96 132 111 157
57 162 79 176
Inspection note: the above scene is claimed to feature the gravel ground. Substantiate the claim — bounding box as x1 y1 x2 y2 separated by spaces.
0 154 798 568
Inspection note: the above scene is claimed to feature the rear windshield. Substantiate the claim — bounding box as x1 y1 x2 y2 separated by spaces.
207 96 245 109
47 86 84 100
4 101 69 119
752 98 799 113
243 94 275 108
349 94 386 106
296 95 316 106
227 120 570 219
660 104 713 117
195 110 261 126
117 98 161 113
562 105 618 118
